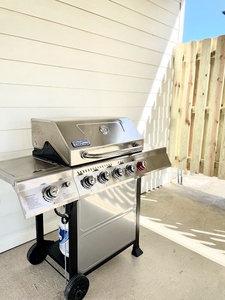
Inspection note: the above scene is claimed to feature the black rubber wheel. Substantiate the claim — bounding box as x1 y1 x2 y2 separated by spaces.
27 243 47 265
64 274 89 300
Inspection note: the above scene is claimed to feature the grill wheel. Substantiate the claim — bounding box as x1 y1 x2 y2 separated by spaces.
27 243 47 265
64 274 89 300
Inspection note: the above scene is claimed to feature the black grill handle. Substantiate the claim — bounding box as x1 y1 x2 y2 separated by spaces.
81 145 142 159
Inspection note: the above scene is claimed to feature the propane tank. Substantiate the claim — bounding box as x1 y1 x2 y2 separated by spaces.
59 219 69 257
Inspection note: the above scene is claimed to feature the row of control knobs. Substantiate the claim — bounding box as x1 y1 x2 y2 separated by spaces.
42 161 147 201
81 161 146 189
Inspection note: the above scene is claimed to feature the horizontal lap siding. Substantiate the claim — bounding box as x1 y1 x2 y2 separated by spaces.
0 0 183 251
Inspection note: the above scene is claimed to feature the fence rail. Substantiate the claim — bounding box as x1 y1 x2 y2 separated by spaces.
168 35 225 179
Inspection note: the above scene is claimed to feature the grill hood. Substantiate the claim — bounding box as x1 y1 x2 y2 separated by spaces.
32 117 144 166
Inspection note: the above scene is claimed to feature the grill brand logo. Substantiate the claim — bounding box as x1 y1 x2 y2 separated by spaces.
99 125 109 135
71 140 91 148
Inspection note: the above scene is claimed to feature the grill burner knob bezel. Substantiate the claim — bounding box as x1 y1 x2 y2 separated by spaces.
112 167 123 179
125 164 136 175
43 185 60 202
81 175 96 189
137 160 146 171
97 171 111 184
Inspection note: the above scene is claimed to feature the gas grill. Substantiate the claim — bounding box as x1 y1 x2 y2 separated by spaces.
0 117 171 300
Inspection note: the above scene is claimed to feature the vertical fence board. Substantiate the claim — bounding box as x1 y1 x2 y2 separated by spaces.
218 113 225 178
177 41 197 171
168 43 184 166
190 38 212 174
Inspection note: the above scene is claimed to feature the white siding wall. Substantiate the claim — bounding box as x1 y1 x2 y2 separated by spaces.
0 0 184 252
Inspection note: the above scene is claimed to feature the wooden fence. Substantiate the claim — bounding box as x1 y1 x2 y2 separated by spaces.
168 35 225 179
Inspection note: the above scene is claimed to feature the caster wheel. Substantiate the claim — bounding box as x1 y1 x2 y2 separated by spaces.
64 274 89 300
27 243 47 265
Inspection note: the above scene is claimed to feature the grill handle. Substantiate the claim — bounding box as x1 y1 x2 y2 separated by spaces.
81 145 142 159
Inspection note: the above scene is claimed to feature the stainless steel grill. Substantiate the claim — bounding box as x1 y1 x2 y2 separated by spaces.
0 117 171 300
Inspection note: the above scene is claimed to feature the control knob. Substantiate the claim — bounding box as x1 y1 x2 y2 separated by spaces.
137 160 146 171
112 167 123 179
81 175 96 189
98 171 110 184
62 181 71 187
125 164 136 175
43 185 60 202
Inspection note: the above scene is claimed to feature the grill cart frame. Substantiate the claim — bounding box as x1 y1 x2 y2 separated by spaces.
27 178 143 300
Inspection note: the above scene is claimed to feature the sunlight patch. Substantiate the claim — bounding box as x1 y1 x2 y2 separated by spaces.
140 216 225 267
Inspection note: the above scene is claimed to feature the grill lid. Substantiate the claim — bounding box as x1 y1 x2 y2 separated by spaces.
32 117 143 166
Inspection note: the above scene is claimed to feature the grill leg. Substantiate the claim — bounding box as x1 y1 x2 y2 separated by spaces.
27 214 54 265
35 214 54 247
67 202 79 279
132 178 143 257
36 214 44 245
